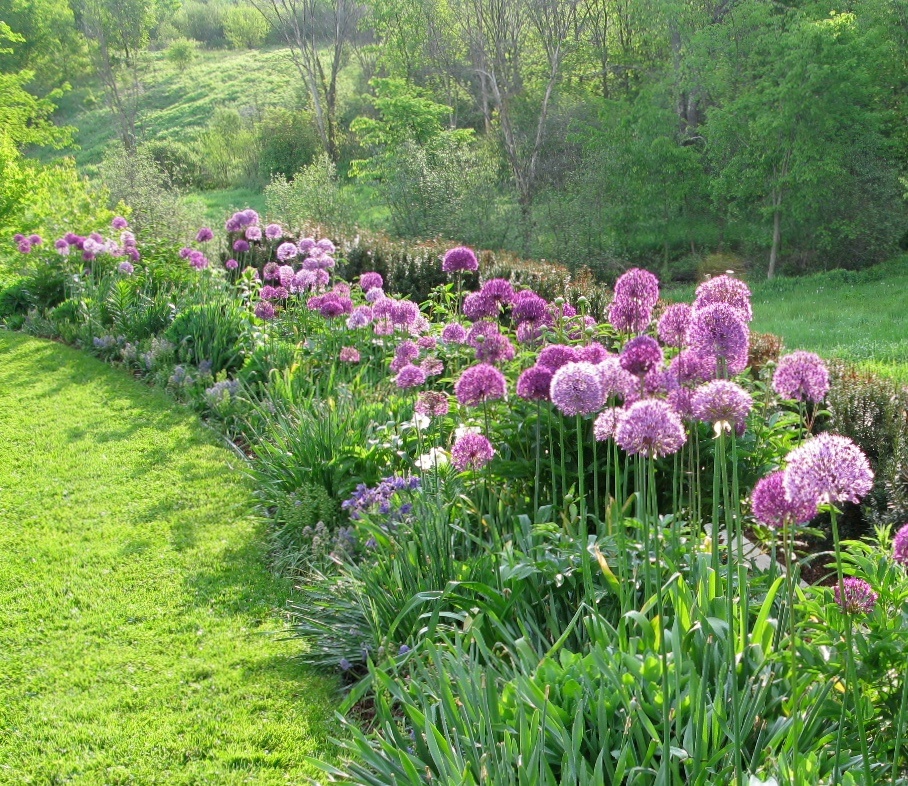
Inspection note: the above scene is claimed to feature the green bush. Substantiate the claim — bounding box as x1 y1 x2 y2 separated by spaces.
255 108 320 182
223 5 268 49
265 152 351 232
164 37 197 72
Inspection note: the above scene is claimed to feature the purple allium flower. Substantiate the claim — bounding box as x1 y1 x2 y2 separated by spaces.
620 336 664 377
17 241 31 253
225 217 241 232
118 261 134 275
657 303 692 348
451 432 495 472
516 320 544 345
54 238 69 254
394 340 420 363
64 232 81 245
668 350 716 386
276 242 298 261
893 523 908 565
644 367 671 397
538 344 580 372
614 267 660 308
261 285 278 300
298 237 316 254
593 407 623 442
265 223 284 240
254 300 276 320
313 269 330 288
615 399 686 457
441 322 468 344
396 364 427 389
316 238 335 254
511 290 549 323
475 333 515 365
82 251 94 261
466 320 499 347
339 347 360 363
418 336 437 351
233 239 250 253
550 361 605 417
373 318 394 336
687 303 749 375
196 227 214 243
278 264 295 287
111 216 128 230
421 357 444 376
516 365 553 401
577 342 609 364
463 291 499 321
273 286 289 300
225 258 239 270
13 233 24 242
28 234 42 246
772 351 830 403
245 225 262 241
480 278 514 303
783 433 874 508
391 300 419 326
751 470 818 529
120 231 136 248
442 246 479 273
692 380 752 433
415 391 450 417
241 208 259 226
668 387 695 420
346 305 373 330
835 578 878 615
179 247 192 259
695 274 753 323
608 299 652 334
365 286 385 303
319 295 353 318
263 262 280 280
359 272 383 291
189 251 210 270
597 356 640 403
455 363 507 407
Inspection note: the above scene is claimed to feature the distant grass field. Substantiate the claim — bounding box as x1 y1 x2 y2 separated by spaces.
665 257 908 382
0 331 337 784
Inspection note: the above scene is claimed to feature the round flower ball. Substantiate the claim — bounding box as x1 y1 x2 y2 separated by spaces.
835 577 878 615
783 432 874 509
751 470 817 529
692 380 752 434
772 351 830 403
550 361 605 417
451 432 495 472
442 246 478 273
619 335 663 377
615 399 686 458
455 363 507 407
516 365 553 402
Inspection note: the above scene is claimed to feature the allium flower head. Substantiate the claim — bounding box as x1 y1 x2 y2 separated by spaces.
455 363 507 407
783 433 874 508
657 303 692 348
298 237 316 253
615 399 686 457
516 365 553 401
441 322 468 344
751 470 817 529
687 303 749 375
475 333 515 365
463 291 499 321
225 258 239 270
608 299 652 335
668 350 716 386
668 387 695 420
619 336 663 377
442 246 479 273
614 267 660 309
365 287 385 303
28 234 42 246
245 225 262 241
516 320 544 345
233 239 250 253
772 351 830 403
415 391 450 418
835 578 878 615
692 380 752 433
265 223 284 240
359 272 383 291
510 290 549 323
263 262 280 280
594 407 623 442
276 242 298 261
537 344 579 372
597 356 640 403
254 300 275 320
391 299 419 326
418 335 437 350
695 274 753 322
451 432 495 471
346 305 373 330
480 278 514 303
577 342 609 364
420 356 444 376
118 261 134 275
316 238 335 254
550 361 605 417
893 523 908 565
111 216 128 230
196 227 214 243
339 346 360 363
396 364 427 389
189 251 209 270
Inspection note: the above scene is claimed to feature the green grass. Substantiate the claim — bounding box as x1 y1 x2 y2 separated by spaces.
0 331 338 785
665 257 908 382
184 187 269 224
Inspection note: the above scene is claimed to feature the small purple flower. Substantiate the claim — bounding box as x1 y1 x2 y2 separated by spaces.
619 336 663 377
111 216 128 230
537 344 579 372
225 258 239 270
179 247 192 259
451 432 495 471
441 322 468 344
254 300 276 320
391 300 420 326
317 238 336 254
346 306 373 330
28 234 42 246
695 274 753 323
783 433 874 508
196 227 214 243
668 350 716 386
118 261 134 275
511 290 549 323
189 251 209 270
577 342 609 364
608 299 652 335
463 291 499 321
615 399 686 458
54 238 69 254
593 407 623 442
516 365 553 401
233 239 250 253
245 225 262 241
668 387 695 420
359 272 383 291
276 242 298 261
442 246 479 273
298 237 316 254
398 644 410 656
835 578 878 615
339 657 352 671
415 391 450 417
692 380 752 433
687 303 749 375
265 223 284 240
893 523 908 565
772 351 830 403
339 347 361 363
396 365 427 388
550 361 605 417
263 262 280 280
455 364 507 407
657 303 692 348
751 470 817 529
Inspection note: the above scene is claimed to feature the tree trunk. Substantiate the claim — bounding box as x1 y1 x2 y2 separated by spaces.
767 193 782 279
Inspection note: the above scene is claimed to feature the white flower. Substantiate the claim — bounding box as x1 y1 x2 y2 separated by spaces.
454 424 480 441
415 448 449 471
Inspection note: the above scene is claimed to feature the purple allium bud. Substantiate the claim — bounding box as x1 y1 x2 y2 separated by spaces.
894 523 908 565
245 225 262 241
118 261 134 275
835 578 878 615
692 380 752 433
265 223 284 240
455 363 507 407
442 246 479 273
657 303 692 348
225 258 239 270
339 346 360 363
620 336 664 377
772 351 830 403
615 399 686 458
550 361 605 417
593 407 623 442
687 303 749 375
196 227 214 243
111 216 128 230
233 239 250 253
783 433 874 509
480 278 514 304
751 470 817 529
695 274 753 323
463 291 499 321
451 432 495 471
276 242 298 261
415 391 450 417
511 290 549 323
441 322 468 344
396 364 427 388
254 300 276 320
359 272 383 291
538 344 580 372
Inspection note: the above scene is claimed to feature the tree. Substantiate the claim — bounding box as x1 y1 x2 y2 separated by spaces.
223 5 269 49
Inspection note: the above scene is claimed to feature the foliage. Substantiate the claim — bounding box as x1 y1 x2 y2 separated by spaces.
266 152 351 232
223 4 269 49
164 35 197 71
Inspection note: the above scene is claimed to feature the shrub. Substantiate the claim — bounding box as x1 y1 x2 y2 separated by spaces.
164 37 197 71
255 107 320 182
265 152 350 232
223 5 268 49
174 0 227 46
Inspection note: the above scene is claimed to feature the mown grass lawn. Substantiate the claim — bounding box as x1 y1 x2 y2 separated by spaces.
0 331 337 785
